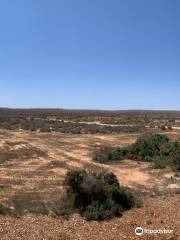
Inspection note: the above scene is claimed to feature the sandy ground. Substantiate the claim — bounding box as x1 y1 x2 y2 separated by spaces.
0 129 180 239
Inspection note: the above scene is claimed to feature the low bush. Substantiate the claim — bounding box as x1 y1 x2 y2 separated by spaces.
93 133 180 171
64 169 136 221
129 133 169 161
92 147 127 163
169 146 180 171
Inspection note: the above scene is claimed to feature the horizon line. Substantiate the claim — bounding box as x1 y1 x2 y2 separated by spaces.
0 107 180 112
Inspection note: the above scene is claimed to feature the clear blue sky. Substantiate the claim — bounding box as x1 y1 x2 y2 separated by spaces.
0 0 179 110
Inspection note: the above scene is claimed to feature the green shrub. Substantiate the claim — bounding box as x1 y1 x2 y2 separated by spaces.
64 170 136 221
130 133 169 161
169 143 180 171
92 134 180 171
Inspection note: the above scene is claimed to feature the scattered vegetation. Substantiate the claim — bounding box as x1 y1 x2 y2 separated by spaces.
0 170 138 220
64 169 136 221
0 116 143 134
0 109 179 222
93 133 180 171
1 108 179 134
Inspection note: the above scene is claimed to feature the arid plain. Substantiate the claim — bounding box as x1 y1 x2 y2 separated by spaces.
0 125 179 240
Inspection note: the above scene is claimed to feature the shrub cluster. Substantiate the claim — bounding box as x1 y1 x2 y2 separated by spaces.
64 170 136 221
129 134 170 161
93 134 180 171
0 117 143 134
